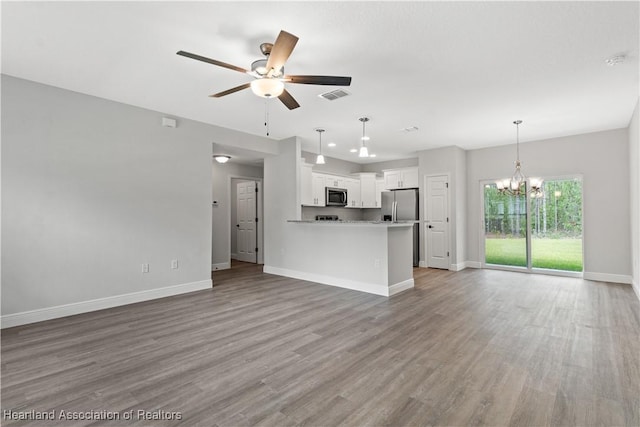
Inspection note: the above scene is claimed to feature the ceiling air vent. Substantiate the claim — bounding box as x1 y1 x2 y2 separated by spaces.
318 89 351 101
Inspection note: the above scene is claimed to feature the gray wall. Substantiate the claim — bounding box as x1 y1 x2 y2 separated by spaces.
211 162 263 267
361 157 419 172
2 75 214 315
417 146 467 268
264 137 301 268
1 75 277 323
629 99 639 298
302 151 419 176
466 128 631 279
301 151 360 175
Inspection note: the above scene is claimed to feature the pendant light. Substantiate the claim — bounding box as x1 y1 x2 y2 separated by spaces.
496 120 543 196
315 128 325 165
359 117 370 157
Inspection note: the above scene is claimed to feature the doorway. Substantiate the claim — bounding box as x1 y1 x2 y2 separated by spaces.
230 178 263 264
425 174 450 269
481 177 583 274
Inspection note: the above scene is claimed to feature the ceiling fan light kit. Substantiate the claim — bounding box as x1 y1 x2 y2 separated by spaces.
250 79 284 98
178 29 352 111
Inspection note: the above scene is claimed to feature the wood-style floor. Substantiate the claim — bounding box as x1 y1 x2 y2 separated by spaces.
2 263 639 426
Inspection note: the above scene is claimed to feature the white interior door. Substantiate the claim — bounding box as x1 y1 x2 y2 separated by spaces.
426 175 449 269
236 181 257 263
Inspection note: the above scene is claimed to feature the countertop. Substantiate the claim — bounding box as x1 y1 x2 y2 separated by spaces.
287 220 418 227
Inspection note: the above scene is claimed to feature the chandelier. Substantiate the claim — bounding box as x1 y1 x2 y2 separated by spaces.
496 120 543 196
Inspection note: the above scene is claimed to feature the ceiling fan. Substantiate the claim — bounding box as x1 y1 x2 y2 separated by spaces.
177 30 352 110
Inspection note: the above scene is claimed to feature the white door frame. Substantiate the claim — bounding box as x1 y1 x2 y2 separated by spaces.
228 176 264 265
423 173 451 270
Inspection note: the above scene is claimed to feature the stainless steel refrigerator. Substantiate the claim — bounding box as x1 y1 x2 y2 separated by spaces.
381 189 419 266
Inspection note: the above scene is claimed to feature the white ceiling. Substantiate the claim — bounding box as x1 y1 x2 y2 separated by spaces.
2 1 638 163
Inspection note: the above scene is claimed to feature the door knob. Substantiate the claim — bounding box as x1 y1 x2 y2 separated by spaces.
236 224 240 228
428 225 433 229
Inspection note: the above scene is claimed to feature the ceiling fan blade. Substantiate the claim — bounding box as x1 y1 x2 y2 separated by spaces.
266 30 299 76
285 75 352 86
209 83 251 98
278 89 300 110
177 50 248 74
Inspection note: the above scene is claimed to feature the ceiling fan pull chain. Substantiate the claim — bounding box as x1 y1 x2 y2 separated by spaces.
264 99 270 136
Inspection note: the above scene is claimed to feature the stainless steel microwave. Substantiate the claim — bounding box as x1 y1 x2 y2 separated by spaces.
326 187 347 206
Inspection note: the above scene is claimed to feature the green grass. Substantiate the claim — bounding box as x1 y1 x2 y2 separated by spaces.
485 238 583 271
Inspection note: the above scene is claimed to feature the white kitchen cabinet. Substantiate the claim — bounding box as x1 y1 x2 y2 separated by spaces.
375 178 385 208
324 175 345 189
384 167 419 189
301 165 326 206
344 178 361 208
300 163 314 206
358 173 377 208
311 173 326 206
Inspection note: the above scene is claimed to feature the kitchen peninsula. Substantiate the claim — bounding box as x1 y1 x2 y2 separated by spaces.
265 220 416 297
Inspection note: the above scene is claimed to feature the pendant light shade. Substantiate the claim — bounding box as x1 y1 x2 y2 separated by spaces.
315 128 326 165
358 117 370 158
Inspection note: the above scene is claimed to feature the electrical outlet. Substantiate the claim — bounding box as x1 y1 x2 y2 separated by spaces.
141 263 149 273
171 259 178 269
374 258 381 268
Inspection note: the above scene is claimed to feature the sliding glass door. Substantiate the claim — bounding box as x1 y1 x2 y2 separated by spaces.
483 177 583 274
484 184 527 268
530 178 583 272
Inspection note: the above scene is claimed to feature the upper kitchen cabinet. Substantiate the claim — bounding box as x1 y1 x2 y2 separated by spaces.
358 173 378 208
310 173 326 206
384 167 419 190
324 175 345 189
301 163 326 206
375 178 385 208
344 178 361 208
300 163 314 206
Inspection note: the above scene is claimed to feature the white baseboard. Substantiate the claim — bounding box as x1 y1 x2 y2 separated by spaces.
633 279 640 301
449 262 467 272
583 272 632 285
211 262 230 271
389 278 415 296
263 265 413 297
1 279 212 329
465 261 482 269
418 261 427 268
